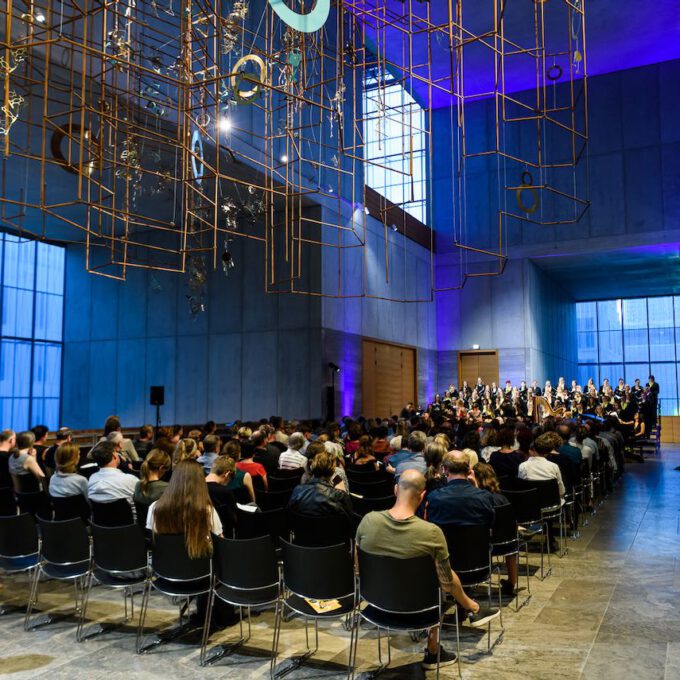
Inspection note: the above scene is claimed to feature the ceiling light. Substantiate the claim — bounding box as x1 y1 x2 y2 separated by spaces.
364 206 370 215
280 154 288 163
35 12 46 23
219 117 232 132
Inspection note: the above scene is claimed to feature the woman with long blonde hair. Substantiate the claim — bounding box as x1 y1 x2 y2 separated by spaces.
134 449 171 505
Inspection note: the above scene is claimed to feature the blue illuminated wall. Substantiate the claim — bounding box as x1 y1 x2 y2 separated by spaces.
432 59 680 391
0 233 65 430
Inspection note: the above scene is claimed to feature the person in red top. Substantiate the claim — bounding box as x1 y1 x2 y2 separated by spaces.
236 441 268 491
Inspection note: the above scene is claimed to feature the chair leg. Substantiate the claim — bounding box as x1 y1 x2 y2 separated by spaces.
136 580 151 654
347 607 357 680
270 599 283 679
199 588 215 666
23 566 44 631
76 571 94 642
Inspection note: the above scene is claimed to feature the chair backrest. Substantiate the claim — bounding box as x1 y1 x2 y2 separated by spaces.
0 487 17 516
491 502 518 545
90 498 135 527
251 474 266 492
134 500 150 529
258 489 293 511
235 507 288 541
272 467 304 480
15 474 41 494
281 539 354 600
91 523 148 573
16 491 53 520
214 535 278 590
357 549 439 614
501 488 542 524
288 511 353 547
345 464 384 478
523 478 561 510
51 494 91 522
0 513 39 558
351 494 394 517
439 524 491 576
349 478 395 498
268 475 300 492
38 518 90 565
151 533 211 582
78 463 99 480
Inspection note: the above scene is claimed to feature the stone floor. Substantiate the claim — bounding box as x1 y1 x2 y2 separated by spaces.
2 447 680 679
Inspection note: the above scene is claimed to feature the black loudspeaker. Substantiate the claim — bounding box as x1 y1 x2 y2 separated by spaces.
325 385 335 422
150 386 165 406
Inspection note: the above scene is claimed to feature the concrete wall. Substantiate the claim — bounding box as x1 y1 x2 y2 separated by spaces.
61 235 324 428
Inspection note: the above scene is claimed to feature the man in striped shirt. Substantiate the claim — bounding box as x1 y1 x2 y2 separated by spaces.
278 432 308 471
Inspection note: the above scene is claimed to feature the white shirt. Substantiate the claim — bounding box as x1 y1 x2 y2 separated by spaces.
518 456 565 497
87 467 138 504
146 500 223 536
278 448 308 470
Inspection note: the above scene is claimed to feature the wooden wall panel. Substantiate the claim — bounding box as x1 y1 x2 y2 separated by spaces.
458 351 499 389
362 339 416 417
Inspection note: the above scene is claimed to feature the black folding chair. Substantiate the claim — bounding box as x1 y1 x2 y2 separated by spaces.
203 535 281 665
134 500 150 530
0 513 40 614
521 478 566 557
350 494 394 517
491 503 531 611
268 475 301 493
440 524 503 652
81 523 150 643
272 540 356 679
288 511 353 547
345 467 390 483
25 518 92 637
502 487 551 580
137 533 214 665
14 474 41 493
90 498 135 527
0 487 17 516
354 549 457 679
235 508 288 544
348 478 395 498
16 491 52 520
258 490 293 511
51 494 90 522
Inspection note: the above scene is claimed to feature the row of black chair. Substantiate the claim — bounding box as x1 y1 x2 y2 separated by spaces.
1 512 510 679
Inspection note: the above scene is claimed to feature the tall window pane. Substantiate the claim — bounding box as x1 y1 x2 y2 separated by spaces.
648 297 674 328
597 300 622 331
0 233 64 430
363 70 427 224
576 302 597 333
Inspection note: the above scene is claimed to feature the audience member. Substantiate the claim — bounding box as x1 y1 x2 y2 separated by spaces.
0 429 17 489
489 428 525 480
251 428 280 475
9 431 44 492
388 431 427 477
197 434 220 472
278 432 309 471
134 449 171 505
356 469 500 670
48 443 89 498
236 441 268 490
43 427 72 477
133 425 154 459
88 441 138 505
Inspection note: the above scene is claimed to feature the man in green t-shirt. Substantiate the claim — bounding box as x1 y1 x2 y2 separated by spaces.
356 469 500 670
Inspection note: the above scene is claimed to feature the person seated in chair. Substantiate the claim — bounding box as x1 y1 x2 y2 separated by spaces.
356 469 500 670
133 425 154 459
87 441 138 506
288 449 353 524
49 443 89 499
8 431 45 493
0 429 16 490
134 449 171 505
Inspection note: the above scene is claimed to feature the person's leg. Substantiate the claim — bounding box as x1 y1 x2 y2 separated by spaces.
505 554 518 586
427 625 439 654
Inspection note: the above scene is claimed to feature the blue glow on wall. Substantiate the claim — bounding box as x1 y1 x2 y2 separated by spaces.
0 233 65 430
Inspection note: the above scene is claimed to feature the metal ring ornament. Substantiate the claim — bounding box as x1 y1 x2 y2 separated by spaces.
547 64 563 81
50 123 98 176
231 54 266 104
268 0 330 33
516 172 538 214
191 128 204 185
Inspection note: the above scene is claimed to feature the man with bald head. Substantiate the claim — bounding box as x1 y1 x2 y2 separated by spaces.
426 451 496 528
356 468 499 670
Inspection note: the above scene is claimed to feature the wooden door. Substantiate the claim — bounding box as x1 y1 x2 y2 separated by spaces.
362 340 416 417
458 350 499 389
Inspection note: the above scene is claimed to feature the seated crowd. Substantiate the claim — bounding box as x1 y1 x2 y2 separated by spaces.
0 389 643 671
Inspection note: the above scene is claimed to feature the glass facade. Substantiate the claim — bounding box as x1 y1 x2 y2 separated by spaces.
363 71 427 224
0 233 65 430
577 296 679 415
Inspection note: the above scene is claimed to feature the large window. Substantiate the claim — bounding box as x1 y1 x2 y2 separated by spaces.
363 70 427 224
0 233 65 430
577 296 680 415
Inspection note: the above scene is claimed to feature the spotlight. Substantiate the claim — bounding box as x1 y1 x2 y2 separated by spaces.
219 117 232 132
328 362 340 373
280 154 289 163
472 344 480 350
391 223 398 232
35 12 46 23
364 205 370 215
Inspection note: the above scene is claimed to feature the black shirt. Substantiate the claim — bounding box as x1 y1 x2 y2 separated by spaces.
206 482 238 535
253 445 281 476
